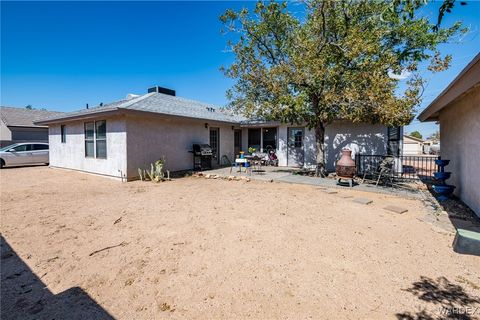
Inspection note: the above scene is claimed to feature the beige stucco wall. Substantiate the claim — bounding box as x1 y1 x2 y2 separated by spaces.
125 114 235 178
48 115 127 179
439 87 480 216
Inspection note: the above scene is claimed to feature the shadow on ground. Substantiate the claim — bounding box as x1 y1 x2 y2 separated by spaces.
424 182 480 234
1 236 114 320
396 276 480 320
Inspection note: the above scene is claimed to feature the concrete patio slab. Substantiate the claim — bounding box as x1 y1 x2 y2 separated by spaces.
384 205 408 214
323 189 338 194
353 198 373 205
203 166 423 199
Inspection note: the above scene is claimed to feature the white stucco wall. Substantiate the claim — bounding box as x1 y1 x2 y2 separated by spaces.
324 122 388 171
125 114 235 178
439 88 480 216
48 116 127 179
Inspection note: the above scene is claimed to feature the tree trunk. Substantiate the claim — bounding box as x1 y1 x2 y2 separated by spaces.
315 122 327 177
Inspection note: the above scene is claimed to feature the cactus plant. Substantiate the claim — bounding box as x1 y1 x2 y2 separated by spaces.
139 158 168 182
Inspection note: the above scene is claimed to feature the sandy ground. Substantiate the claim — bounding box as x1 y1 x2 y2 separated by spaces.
1 166 479 320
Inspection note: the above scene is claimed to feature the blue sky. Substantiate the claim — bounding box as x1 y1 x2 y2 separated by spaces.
1 1 479 138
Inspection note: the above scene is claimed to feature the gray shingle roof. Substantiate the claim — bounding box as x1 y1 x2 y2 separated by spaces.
35 93 246 124
1 106 64 127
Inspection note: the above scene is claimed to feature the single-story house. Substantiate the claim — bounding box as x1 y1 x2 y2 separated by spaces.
402 134 424 155
36 86 403 180
418 53 480 216
0 106 64 147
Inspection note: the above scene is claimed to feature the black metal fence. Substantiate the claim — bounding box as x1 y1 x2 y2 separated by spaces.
355 154 438 182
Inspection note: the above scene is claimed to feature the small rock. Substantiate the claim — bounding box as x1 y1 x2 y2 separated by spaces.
205 174 211 179
228 176 235 180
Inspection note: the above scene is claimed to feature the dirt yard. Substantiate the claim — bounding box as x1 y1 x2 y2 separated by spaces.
1 167 479 319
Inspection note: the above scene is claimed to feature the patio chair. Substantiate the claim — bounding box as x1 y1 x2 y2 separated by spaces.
361 156 395 186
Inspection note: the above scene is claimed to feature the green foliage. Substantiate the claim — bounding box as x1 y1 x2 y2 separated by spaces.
220 0 464 174
410 131 422 139
138 158 170 183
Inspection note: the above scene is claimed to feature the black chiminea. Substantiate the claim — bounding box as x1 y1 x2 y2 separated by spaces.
148 86 176 96
192 144 212 171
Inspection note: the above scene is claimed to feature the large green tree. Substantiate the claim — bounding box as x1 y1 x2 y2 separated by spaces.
221 0 464 176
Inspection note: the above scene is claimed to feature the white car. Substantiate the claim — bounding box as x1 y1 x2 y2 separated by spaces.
0 142 49 168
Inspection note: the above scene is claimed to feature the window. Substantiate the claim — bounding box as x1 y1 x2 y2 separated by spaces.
292 129 303 148
248 128 261 151
84 120 107 158
262 127 277 150
33 144 49 150
387 126 401 156
84 122 95 157
61 125 66 143
95 120 107 159
11 144 32 152
209 128 219 163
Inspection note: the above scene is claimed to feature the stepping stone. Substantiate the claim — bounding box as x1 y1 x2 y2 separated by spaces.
338 194 353 199
453 229 480 256
323 189 338 194
353 198 372 205
384 205 408 214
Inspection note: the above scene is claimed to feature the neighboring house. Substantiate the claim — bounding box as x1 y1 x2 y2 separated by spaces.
0 106 64 147
403 134 424 155
423 139 440 155
418 53 480 216
36 86 403 180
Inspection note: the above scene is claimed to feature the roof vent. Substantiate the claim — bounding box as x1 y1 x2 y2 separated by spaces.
148 86 176 96
126 93 140 100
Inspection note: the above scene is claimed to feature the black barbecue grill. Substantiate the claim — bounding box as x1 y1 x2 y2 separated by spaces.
192 144 213 171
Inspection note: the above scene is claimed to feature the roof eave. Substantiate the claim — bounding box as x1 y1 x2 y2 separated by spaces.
34 108 122 125
418 53 480 122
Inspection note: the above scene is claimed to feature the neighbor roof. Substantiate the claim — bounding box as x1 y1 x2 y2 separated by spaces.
35 92 246 125
418 53 480 122
1 106 64 128
403 134 424 143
